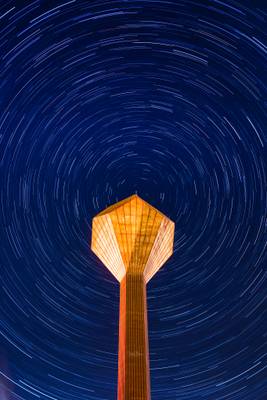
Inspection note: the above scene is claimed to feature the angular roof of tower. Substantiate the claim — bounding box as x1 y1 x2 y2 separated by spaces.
96 194 166 218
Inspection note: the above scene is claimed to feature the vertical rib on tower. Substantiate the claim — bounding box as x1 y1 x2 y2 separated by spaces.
91 194 175 400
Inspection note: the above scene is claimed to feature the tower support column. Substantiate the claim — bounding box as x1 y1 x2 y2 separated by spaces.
118 273 150 400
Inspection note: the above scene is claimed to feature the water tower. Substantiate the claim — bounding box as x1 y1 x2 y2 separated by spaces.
91 194 175 399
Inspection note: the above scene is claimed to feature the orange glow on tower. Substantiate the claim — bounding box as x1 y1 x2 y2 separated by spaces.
91 194 175 399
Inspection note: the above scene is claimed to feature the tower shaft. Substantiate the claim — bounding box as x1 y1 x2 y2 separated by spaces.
118 273 150 400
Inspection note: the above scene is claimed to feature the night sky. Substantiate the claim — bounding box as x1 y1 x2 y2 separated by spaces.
0 1 266 399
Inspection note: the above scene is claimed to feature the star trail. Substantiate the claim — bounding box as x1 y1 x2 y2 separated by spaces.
0 0 266 399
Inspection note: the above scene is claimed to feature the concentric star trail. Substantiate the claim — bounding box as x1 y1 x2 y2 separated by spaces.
0 1 266 399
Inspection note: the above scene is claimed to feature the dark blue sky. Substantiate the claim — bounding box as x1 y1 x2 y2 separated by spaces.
0 1 266 399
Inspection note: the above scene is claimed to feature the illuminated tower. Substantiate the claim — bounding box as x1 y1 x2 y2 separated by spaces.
91 194 175 400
